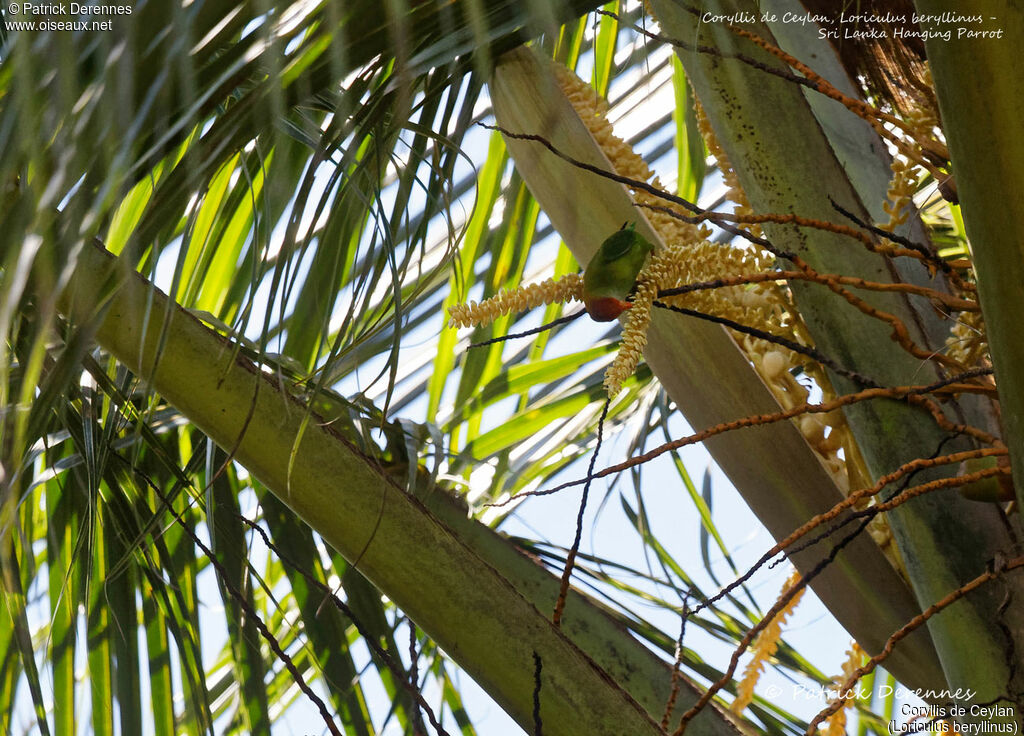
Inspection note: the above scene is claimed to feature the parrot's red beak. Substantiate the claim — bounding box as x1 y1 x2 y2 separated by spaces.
584 297 632 322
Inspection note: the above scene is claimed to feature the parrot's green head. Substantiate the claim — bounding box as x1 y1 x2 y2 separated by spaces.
583 223 655 321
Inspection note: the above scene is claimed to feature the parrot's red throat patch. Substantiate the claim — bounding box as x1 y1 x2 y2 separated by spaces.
584 297 632 322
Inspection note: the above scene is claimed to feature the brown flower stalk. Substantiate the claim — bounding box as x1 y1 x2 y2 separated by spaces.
659 270 979 313
527 373 999 499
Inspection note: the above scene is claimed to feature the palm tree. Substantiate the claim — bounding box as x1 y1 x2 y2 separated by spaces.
1 0 1021 734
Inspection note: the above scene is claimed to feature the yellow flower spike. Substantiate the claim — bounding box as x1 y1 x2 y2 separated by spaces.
552 64 710 250
879 70 939 234
602 243 692 396
602 281 655 398
447 273 584 329
694 98 763 239
731 569 805 715
824 642 866 736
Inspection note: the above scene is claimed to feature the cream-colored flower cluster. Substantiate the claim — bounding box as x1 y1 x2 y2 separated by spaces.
658 239 779 325
874 70 990 370
823 642 865 736
945 308 987 368
602 246 685 396
446 273 584 329
880 75 937 232
694 99 762 238
552 64 711 250
880 155 920 232
748 338 854 483
602 281 654 398
731 569 805 715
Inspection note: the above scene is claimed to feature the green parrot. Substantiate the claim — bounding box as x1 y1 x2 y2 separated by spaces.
583 223 655 321
957 455 1015 503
